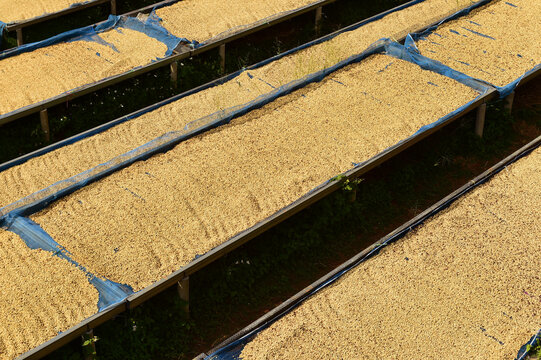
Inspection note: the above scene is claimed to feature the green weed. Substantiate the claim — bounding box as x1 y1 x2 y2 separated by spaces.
526 337 541 359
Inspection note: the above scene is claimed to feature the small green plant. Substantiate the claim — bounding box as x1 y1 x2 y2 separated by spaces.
321 41 342 70
82 334 99 360
331 174 364 201
526 336 541 359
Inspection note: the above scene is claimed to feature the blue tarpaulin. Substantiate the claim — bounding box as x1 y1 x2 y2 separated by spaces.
8 216 133 311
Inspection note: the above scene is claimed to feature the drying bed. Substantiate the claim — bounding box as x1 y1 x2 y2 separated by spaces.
0 0 481 209
29 53 479 291
0 229 99 360
0 0 89 24
246 0 480 87
413 0 541 88
0 71 273 208
0 22 171 117
155 0 317 43
236 146 541 360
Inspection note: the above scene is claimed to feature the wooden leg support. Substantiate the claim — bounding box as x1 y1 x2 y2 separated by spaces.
16 28 23 46
177 276 190 318
504 91 515 113
40 109 50 142
170 61 179 89
315 7 323 34
475 103 487 138
110 0 117 15
219 44 226 75
82 329 97 360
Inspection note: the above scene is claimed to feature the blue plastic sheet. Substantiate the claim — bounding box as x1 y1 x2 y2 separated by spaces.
405 0 540 97
7 216 133 311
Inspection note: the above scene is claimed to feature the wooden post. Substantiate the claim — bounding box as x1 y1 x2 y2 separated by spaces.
315 6 323 34
16 28 23 46
40 109 50 142
82 329 97 360
177 276 190 317
110 0 117 15
504 91 515 113
475 103 487 138
219 44 226 75
170 61 179 89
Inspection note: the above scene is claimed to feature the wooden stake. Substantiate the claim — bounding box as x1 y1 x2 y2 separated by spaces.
16 28 23 46
504 91 515 113
219 44 226 75
40 109 50 142
170 61 179 89
475 103 487 138
177 276 190 317
315 7 323 34
110 0 117 15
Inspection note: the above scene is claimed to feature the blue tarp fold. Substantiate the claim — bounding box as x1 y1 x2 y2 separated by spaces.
7 216 133 311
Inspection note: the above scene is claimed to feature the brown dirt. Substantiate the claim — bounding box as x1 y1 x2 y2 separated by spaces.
0 0 482 209
0 0 84 24
0 229 99 360
31 54 478 291
416 0 541 87
240 146 541 360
